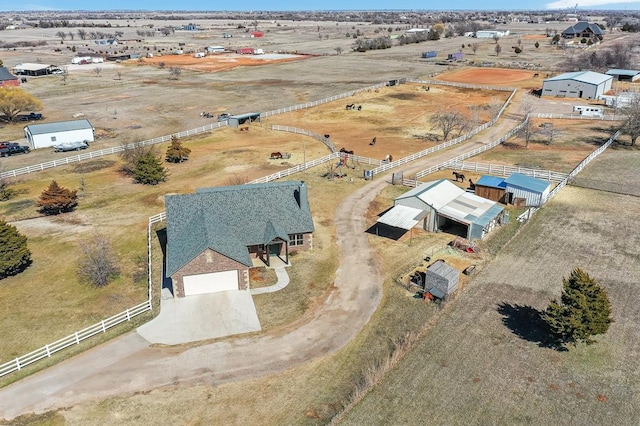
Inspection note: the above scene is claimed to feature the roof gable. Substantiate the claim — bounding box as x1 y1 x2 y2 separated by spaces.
544 71 612 86
396 179 464 210
166 181 314 276
25 119 94 135
0 67 18 81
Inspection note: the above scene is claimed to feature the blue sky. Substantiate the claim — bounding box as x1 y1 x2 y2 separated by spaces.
4 0 640 12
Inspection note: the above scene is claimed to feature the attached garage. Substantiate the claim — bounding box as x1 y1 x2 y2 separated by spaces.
183 270 239 296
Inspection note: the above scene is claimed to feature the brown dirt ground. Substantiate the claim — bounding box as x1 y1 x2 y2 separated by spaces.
141 53 307 72
436 68 535 85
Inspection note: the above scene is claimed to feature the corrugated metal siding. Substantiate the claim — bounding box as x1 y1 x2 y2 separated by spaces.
506 185 543 207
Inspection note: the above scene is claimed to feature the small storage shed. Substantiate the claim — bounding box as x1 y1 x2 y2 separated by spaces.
425 260 459 299
474 175 507 203
0 67 19 87
227 112 261 127
504 173 551 207
605 69 640 83
24 119 94 149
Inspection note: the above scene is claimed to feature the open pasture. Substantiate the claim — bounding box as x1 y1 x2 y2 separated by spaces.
341 183 640 425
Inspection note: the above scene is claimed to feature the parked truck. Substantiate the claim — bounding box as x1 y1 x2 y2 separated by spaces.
447 52 463 61
422 51 437 59
0 143 30 157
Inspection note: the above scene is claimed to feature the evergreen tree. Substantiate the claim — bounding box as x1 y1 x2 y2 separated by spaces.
133 151 168 185
545 268 613 346
37 180 78 215
0 219 31 279
165 136 191 163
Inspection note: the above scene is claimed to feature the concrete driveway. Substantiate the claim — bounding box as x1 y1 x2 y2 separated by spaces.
137 290 261 345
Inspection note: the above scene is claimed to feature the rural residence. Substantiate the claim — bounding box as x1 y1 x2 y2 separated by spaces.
561 21 604 39
165 181 314 298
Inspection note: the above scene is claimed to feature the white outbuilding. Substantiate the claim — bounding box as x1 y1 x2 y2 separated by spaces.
542 71 613 99
24 119 94 149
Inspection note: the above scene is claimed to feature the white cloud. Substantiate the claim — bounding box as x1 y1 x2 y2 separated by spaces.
546 0 639 8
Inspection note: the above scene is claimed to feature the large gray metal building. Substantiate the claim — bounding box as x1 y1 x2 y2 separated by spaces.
542 71 613 99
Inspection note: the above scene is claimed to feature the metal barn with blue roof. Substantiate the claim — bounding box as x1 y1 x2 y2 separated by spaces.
504 173 551 207
542 71 613 99
475 175 508 203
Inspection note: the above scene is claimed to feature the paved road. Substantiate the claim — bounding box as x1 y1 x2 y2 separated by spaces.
0 107 522 420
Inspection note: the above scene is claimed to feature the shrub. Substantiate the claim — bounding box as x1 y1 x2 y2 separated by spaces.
37 180 78 215
0 219 31 279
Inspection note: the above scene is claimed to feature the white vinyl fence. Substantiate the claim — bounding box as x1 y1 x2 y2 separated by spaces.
0 122 229 180
447 161 568 182
368 88 517 177
0 79 522 378
516 130 620 222
531 113 624 121
270 125 337 152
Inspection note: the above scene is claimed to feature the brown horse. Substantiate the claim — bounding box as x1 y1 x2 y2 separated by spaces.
270 152 283 159
452 171 465 182
339 148 354 155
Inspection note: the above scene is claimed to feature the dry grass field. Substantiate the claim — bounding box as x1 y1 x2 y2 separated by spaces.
571 143 640 197
1 15 639 424
340 161 640 425
0 82 503 365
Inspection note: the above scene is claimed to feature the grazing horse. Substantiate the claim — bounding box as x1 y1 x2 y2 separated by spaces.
339 147 354 155
468 178 476 190
346 104 355 110
383 154 393 162
452 171 466 182
357 105 362 111
270 152 283 159
324 134 330 139
370 137 377 146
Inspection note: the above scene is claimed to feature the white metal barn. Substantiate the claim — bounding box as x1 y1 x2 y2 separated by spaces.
542 71 613 99
24 119 94 149
475 30 509 38
504 173 551 207
377 179 504 240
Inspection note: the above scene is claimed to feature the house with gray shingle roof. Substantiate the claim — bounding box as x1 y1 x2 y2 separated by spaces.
165 181 314 297
561 21 604 39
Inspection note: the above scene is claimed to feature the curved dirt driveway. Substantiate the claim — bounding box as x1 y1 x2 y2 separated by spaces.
0 111 522 420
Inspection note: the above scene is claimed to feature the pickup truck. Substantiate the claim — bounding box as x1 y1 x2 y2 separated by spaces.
53 141 89 152
0 144 30 157
16 112 44 122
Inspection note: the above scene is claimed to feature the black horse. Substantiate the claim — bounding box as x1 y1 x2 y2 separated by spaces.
452 171 466 182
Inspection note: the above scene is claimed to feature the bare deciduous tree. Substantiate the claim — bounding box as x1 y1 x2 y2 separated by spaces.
77 29 87 40
519 96 537 148
67 31 75 41
430 111 466 141
620 96 640 146
335 46 343 55
471 43 479 55
55 31 67 42
93 66 102 77
169 67 182 80
116 70 122 80
495 43 502 56
487 97 504 119
77 234 120 287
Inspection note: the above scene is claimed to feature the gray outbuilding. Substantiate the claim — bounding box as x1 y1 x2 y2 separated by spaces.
425 260 459 299
504 173 551 207
24 119 94 149
542 71 613 99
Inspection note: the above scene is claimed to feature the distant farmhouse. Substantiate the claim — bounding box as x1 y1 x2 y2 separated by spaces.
542 71 613 99
0 67 19 87
561 21 604 40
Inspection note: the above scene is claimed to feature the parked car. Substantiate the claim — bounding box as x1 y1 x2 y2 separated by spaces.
53 141 89 152
0 144 30 157
17 112 44 121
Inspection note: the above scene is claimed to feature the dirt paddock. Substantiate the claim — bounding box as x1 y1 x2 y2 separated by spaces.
437 68 535 85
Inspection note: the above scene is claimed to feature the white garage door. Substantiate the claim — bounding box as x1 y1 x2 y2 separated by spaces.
183 270 239 296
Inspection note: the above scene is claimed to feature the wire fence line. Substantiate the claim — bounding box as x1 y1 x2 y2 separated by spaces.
406 78 516 93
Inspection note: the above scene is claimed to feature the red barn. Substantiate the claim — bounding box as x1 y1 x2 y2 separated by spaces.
0 67 19 87
236 47 254 54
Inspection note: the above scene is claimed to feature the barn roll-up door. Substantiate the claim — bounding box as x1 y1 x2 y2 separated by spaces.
183 270 239 296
